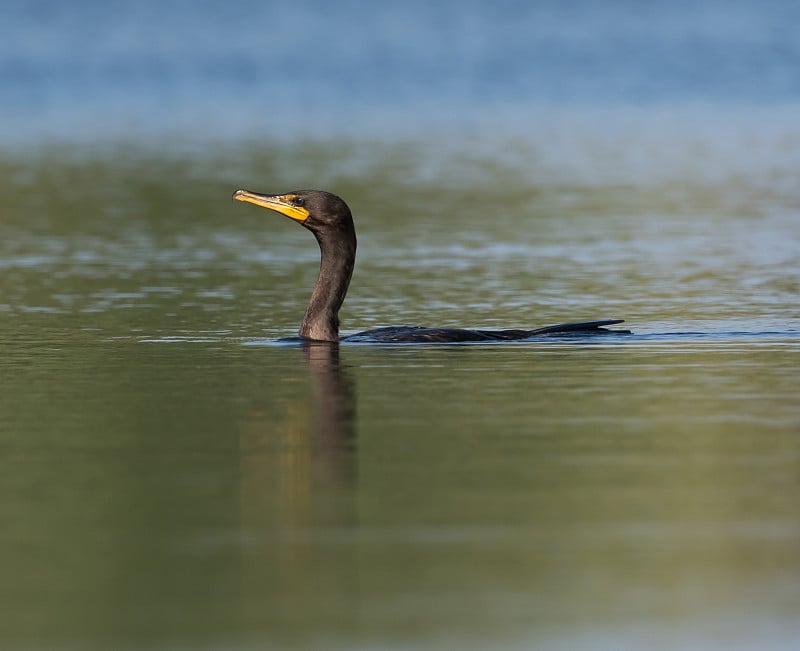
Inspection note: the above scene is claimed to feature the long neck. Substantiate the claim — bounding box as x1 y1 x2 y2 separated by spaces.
299 227 356 342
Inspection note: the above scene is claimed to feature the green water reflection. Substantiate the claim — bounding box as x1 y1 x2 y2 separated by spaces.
1 145 799 649
1 337 798 650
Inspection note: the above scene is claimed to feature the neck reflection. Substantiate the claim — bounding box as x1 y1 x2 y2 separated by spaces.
302 341 358 488
238 341 359 532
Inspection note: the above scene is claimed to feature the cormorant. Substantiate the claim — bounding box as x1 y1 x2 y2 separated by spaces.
233 189 627 343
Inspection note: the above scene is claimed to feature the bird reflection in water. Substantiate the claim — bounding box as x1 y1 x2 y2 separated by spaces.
302 341 358 490
238 342 358 532
238 342 359 631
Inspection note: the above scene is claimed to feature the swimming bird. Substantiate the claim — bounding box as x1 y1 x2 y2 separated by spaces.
233 189 627 343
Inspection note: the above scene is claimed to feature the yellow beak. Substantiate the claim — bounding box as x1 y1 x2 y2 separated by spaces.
232 190 310 223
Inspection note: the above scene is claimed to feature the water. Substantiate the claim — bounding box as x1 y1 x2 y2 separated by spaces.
1 1 800 650
3 0 800 142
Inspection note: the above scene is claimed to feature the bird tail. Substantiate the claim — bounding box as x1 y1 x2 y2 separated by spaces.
529 319 629 335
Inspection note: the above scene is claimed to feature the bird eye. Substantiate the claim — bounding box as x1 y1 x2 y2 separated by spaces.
293 197 304 206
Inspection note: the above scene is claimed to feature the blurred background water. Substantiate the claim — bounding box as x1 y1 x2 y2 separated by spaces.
1 1 799 650
3 0 800 142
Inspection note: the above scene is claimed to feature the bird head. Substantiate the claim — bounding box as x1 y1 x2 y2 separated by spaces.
233 189 353 234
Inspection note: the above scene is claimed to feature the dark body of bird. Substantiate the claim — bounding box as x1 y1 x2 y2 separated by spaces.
233 189 628 343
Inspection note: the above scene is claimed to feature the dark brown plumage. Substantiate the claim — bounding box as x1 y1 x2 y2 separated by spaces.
233 189 627 343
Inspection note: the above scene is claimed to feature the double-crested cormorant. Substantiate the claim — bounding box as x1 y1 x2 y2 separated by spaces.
233 189 627 343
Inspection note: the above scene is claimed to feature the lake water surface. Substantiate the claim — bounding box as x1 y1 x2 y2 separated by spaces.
1 1 800 650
